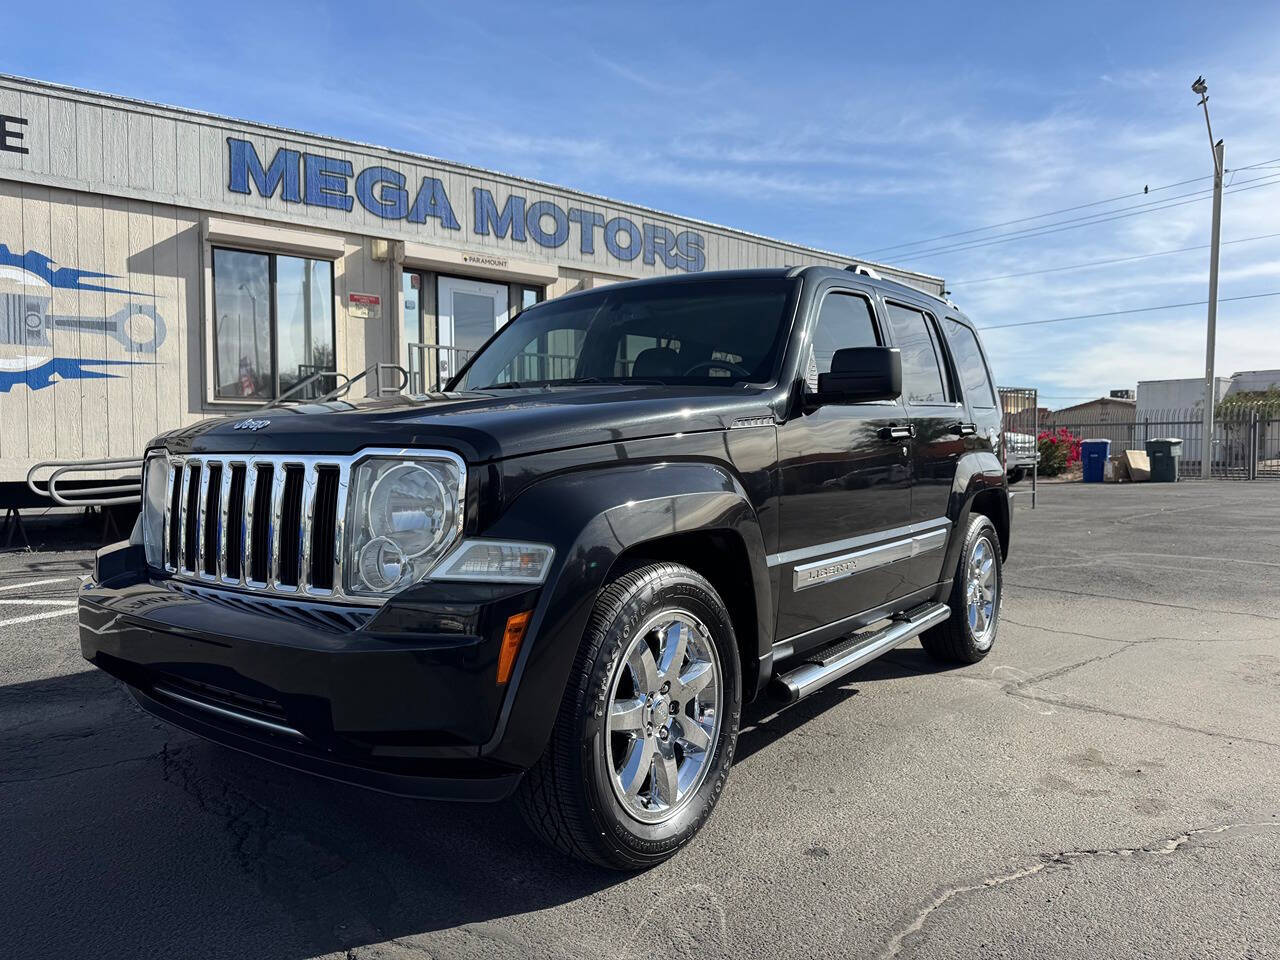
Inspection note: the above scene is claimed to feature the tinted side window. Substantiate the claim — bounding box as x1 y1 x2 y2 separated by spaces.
886 303 949 404
806 292 879 390
944 318 996 408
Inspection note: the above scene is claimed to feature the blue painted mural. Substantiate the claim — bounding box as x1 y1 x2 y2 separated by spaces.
0 244 166 392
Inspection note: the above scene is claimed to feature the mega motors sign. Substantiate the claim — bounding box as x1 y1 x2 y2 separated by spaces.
227 138 706 272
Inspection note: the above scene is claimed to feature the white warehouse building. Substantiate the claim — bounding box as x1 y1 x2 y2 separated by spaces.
0 75 940 494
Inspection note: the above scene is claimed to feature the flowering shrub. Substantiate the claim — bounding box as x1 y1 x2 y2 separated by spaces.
1037 427 1082 476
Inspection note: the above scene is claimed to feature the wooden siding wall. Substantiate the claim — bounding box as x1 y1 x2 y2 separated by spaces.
0 179 394 479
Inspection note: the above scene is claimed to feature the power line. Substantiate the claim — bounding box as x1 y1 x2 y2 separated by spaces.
949 231 1280 286
857 155 1280 258
896 174 1280 262
978 290 1280 331
904 173 1280 260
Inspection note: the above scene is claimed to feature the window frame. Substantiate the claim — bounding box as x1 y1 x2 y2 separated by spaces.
943 316 998 409
882 298 959 409
209 245 337 403
515 283 545 317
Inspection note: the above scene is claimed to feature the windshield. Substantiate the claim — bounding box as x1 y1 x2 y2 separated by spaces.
455 276 796 390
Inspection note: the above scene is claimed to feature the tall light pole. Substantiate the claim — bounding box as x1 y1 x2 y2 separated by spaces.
1192 76 1224 479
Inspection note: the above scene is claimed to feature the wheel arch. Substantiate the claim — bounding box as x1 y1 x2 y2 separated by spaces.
609 528 764 703
477 460 772 768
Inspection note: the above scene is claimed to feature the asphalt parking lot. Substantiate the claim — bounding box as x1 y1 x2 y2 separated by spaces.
3 483 1279 960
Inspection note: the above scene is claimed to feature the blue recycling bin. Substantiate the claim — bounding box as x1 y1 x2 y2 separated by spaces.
1081 439 1111 483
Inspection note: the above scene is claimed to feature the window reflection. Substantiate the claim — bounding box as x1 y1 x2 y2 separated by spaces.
212 248 336 400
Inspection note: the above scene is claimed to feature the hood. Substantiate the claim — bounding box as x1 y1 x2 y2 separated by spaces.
159 385 777 463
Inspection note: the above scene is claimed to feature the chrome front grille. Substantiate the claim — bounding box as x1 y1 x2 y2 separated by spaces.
162 454 350 600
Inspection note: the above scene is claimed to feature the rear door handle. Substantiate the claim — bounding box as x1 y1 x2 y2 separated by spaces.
878 424 915 441
954 421 977 436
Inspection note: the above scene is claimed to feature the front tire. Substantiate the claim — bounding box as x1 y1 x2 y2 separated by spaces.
517 562 742 870
921 514 1003 664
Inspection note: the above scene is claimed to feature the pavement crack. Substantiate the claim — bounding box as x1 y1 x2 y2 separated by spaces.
0 752 155 785
1005 582 1280 622
1001 617 1133 645
880 821 1280 959
1003 688 1280 750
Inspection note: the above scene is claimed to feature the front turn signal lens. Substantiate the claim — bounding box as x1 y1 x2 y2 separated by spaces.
497 611 533 685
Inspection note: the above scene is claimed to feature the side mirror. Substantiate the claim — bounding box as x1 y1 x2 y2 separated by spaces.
815 347 902 403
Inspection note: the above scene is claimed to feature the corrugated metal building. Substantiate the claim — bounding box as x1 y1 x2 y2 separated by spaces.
0 76 940 486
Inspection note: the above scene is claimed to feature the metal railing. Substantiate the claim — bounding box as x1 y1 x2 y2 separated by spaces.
27 457 143 506
1041 403 1280 480
405 343 473 393
998 387 1039 507
263 363 407 407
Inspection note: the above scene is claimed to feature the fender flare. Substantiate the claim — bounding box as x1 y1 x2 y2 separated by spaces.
477 460 770 767
936 450 1009 595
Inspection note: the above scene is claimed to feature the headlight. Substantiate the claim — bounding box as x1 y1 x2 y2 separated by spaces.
141 451 169 568
345 455 463 596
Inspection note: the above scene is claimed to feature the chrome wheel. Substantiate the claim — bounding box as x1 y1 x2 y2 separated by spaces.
965 535 999 649
605 611 722 825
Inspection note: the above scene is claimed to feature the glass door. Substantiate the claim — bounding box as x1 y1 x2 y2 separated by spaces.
401 270 426 391
437 275 509 386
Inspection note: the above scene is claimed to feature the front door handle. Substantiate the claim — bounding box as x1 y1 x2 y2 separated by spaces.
954 421 977 436
878 424 915 441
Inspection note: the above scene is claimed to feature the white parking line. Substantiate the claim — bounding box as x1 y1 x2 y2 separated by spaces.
0 608 78 627
0 577 77 592
0 599 78 606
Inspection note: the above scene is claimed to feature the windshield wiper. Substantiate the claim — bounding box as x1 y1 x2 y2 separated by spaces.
481 381 531 390
561 376 667 386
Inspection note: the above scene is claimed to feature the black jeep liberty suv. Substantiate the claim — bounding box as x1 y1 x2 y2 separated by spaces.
81 266 1011 869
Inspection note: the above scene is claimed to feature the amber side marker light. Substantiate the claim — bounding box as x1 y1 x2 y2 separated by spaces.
497 611 533 685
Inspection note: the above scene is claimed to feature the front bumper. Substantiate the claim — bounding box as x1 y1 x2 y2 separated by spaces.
80 544 542 801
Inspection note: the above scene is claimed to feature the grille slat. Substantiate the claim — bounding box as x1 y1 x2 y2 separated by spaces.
250 463 275 585
224 465 246 582
309 467 340 591
277 467 305 588
202 464 222 577
165 463 184 570
183 462 201 572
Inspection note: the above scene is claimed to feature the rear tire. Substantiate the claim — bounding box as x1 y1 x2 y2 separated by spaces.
516 562 742 870
1007 466 1026 485
921 514 1002 664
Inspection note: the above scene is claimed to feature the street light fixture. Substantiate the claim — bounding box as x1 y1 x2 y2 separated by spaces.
1191 75 1224 480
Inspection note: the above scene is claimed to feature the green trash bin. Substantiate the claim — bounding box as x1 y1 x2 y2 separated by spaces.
1145 438 1183 482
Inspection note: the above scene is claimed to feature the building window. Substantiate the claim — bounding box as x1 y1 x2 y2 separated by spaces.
516 284 543 315
212 247 336 400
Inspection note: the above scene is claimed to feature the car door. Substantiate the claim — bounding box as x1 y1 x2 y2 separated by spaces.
882 300 965 591
774 283 914 651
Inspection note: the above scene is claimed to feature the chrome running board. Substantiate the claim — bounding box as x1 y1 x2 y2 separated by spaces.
770 602 951 703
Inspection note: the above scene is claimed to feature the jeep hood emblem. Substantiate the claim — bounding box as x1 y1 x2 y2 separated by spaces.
232 418 271 432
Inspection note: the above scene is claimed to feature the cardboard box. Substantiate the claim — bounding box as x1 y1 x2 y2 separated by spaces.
1109 455 1130 482
1122 449 1151 482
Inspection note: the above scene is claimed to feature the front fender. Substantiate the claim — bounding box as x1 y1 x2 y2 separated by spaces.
476 460 769 769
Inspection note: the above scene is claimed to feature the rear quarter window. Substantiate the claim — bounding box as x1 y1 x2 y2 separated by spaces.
944 318 997 408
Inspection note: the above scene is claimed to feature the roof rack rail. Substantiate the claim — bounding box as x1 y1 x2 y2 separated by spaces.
844 263 882 280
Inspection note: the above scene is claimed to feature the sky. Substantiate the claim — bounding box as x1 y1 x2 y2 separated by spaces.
5 0 1279 408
